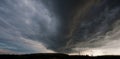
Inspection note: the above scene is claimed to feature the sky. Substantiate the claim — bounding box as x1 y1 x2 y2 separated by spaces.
0 0 120 56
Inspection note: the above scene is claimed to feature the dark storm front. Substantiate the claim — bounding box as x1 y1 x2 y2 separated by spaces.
0 0 120 55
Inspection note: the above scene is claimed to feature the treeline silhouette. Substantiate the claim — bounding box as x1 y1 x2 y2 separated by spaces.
0 53 119 59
